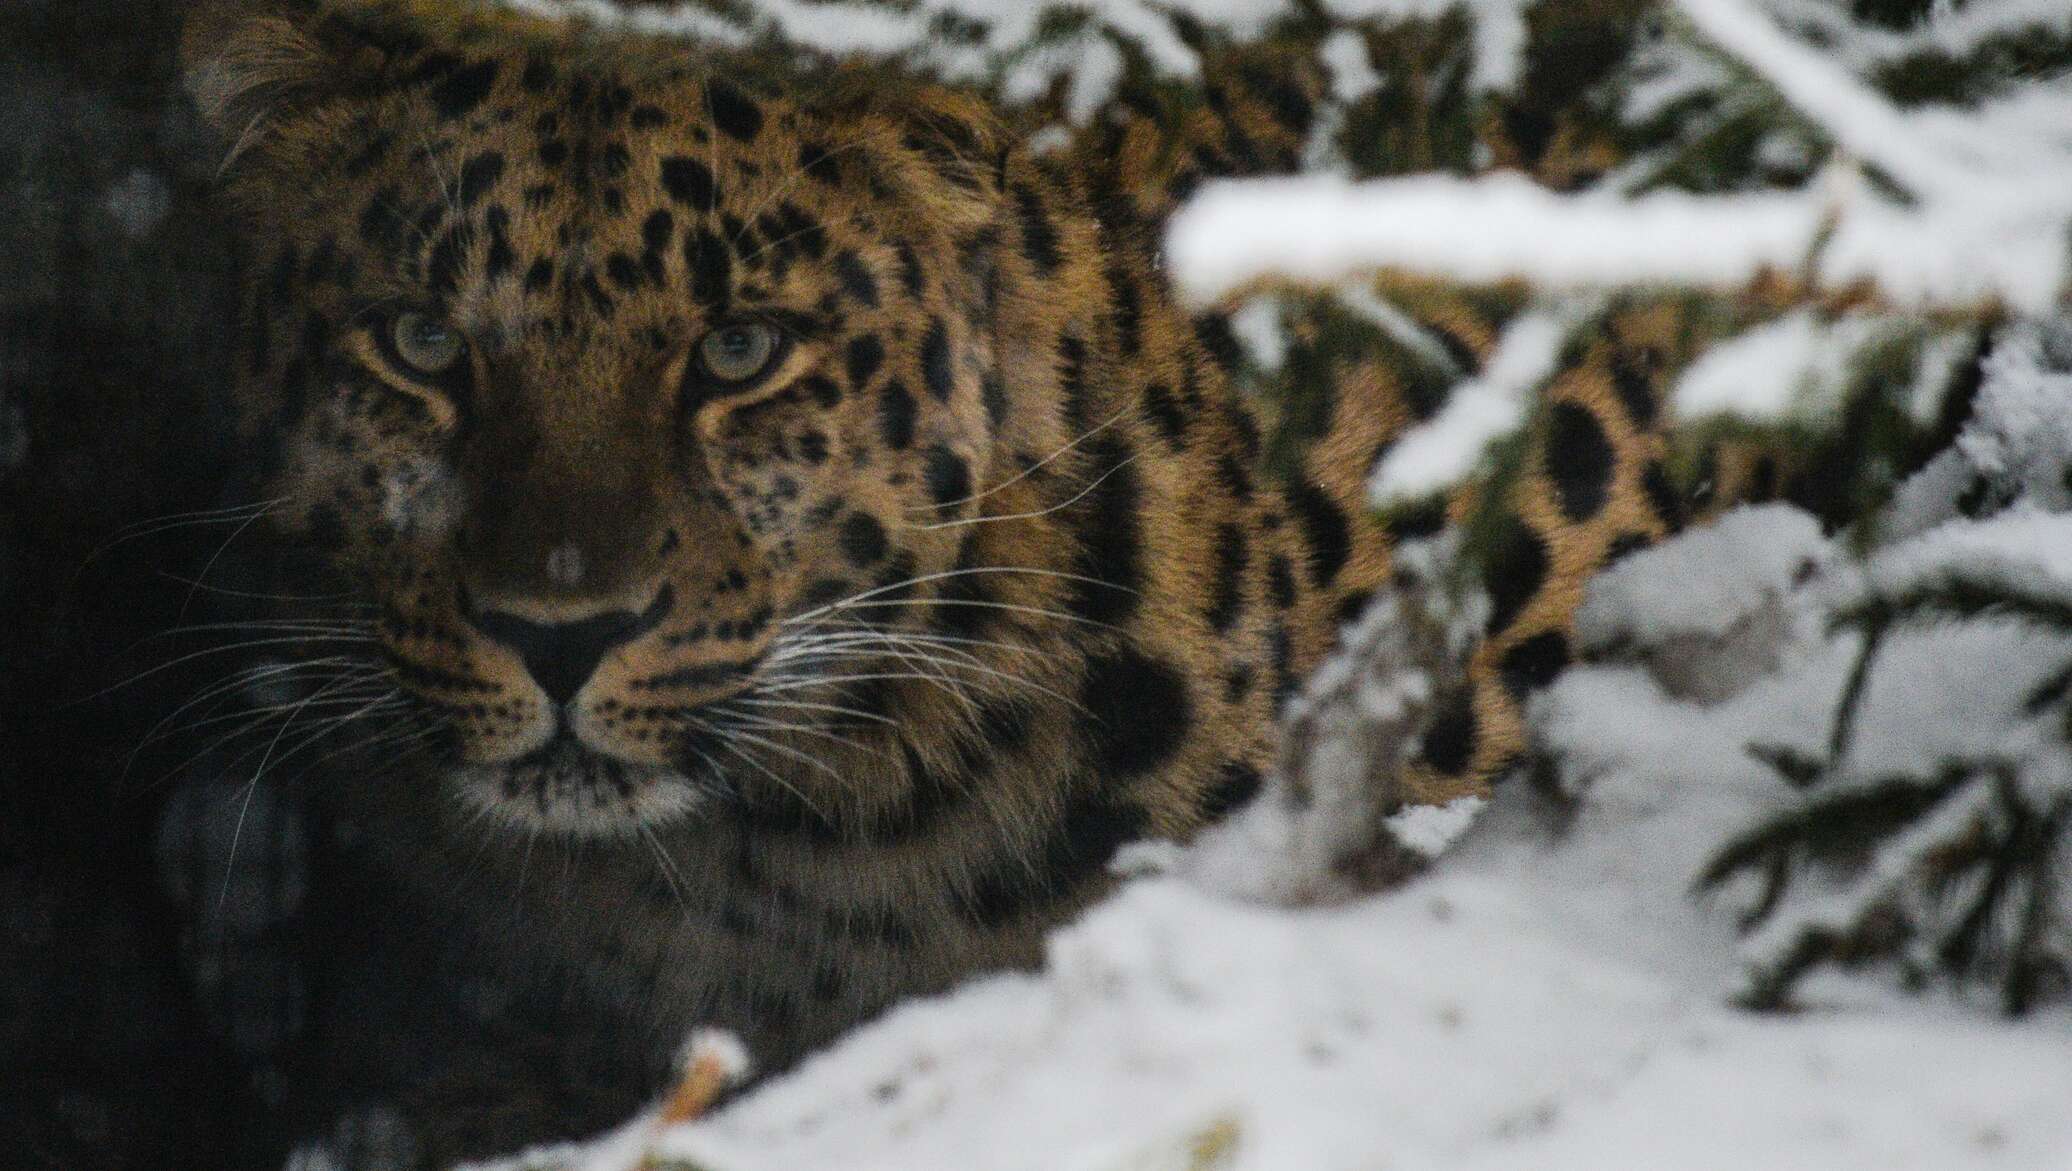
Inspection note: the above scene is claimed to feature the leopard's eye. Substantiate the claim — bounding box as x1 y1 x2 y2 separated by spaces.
697 322 781 384
390 312 466 377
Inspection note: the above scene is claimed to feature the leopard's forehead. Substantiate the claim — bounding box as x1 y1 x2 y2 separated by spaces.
318 59 877 343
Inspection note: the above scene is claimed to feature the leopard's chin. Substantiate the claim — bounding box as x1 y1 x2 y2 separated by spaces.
448 736 706 837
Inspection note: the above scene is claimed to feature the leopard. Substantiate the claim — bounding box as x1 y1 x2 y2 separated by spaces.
177 0 1697 1159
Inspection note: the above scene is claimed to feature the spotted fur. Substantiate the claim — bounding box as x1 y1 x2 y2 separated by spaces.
182 0 1699 1138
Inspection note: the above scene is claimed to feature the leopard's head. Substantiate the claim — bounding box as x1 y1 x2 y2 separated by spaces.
184 1 1057 834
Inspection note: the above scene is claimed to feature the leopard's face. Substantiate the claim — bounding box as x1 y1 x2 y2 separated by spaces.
214 26 1010 834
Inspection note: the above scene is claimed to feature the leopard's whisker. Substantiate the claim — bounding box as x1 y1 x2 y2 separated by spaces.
770 627 1058 664
899 452 1141 532
729 695 896 727
713 723 844 784
178 499 286 619
770 631 989 671
797 596 1121 632
267 696 426 781
754 657 1080 718
80 496 288 561
739 718 877 754
160 681 395 741
639 823 694 913
130 654 376 755
217 670 395 909
701 718 832 820
783 564 1133 628
269 711 441 796
913 407 1130 514
152 572 366 604
80 634 385 705
149 620 378 639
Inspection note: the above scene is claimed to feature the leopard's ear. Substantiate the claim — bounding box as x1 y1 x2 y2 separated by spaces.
812 72 1014 234
179 1 391 169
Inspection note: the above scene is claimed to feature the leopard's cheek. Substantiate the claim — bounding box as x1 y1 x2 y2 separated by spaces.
695 390 987 579
698 400 842 557
370 566 556 764
267 379 464 560
372 453 465 544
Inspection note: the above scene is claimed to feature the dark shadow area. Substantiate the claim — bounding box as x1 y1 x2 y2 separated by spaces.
2 1 262 1164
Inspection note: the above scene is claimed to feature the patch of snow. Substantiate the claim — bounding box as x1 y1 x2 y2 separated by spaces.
1575 503 1827 649
1950 324 2072 501
1671 310 1908 423
1333 280 1472 377
1865 512 2072 609
1169 173 1831 304
1675 0 1963 203
1024 124 1074 156
1368 310 1569 505
1884 317 2072 538
502 0 1235 101
1885 0 2072 63
1621 31 1738 127
679 1028 753 1085
498 0 752 47
1186 574 1464 904
1226 297 1287 373
1317 29 1381 104
1386 795 1486 856
1903 327 1976 425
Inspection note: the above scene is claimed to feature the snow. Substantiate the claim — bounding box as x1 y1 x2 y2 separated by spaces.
1949 325 2072 497
1908 0 2072 60
1317 30 1380 104
1385 795 1485 857
1168 173 1830 304
1676 0 1957 203
504 0 1532 122
1332 280 1474 376
678 1028 753 1086
1170 165 2069 316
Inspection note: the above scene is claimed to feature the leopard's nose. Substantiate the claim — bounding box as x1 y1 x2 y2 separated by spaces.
464 585 672 706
